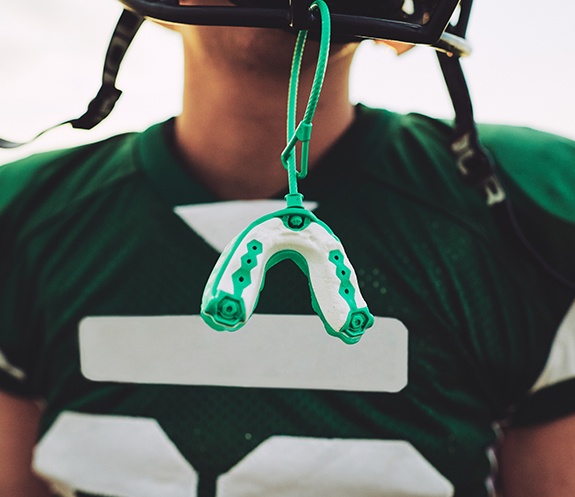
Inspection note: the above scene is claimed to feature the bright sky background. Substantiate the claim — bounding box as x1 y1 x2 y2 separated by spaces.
1 0 574 165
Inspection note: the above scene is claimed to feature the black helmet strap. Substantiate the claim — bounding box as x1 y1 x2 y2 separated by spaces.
437 51 506 207
438 51 575 291
0 9 144 149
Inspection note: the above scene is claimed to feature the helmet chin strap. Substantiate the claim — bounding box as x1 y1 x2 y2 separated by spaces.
437 40 575 292
0 9 144 149
437 52 506 207
434 0 504 206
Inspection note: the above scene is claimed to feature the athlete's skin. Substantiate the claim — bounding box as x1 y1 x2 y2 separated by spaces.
173 19 358 199
1 1 574 495
0 390 51 496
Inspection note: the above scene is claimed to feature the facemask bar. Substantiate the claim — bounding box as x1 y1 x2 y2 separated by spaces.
119 0 461 45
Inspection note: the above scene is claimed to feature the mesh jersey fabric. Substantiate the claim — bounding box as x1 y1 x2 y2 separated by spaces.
1 105 574 497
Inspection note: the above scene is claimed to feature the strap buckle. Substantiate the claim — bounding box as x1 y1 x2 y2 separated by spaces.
451 131 506 206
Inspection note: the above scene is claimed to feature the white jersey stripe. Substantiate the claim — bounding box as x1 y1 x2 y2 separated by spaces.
531 299 575 393
79 314 408 393
0 349 26 381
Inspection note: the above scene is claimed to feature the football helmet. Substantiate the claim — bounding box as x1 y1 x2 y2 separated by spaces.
0 0 473 148
116 0 470 53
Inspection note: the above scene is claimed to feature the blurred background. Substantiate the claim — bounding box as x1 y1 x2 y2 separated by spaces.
1 0 574 165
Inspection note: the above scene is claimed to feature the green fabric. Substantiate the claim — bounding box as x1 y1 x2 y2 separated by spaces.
478 122 575 281
1 106 574 497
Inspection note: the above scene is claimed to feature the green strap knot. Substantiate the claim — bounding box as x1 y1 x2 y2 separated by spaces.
296 121 313 142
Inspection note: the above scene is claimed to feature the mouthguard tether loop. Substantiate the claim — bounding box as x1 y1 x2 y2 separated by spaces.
201 0 374 344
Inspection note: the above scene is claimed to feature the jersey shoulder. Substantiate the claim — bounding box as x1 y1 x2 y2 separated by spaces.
478 123 575 220
478 123 575 282
0 130 146 395
0 132 139 237
355 107 575 282
367 108 575 216
360 107 574 208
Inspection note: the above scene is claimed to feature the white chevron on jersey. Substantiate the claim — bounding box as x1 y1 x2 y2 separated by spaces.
34 413 453 497
218 436 453 497
174 200 318 252
33 412 197 497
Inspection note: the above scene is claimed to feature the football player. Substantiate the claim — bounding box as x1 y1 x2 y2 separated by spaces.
1 1 574 496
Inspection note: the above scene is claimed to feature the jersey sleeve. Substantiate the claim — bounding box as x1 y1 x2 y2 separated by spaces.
479 124 575 283
0 160 45 397
0 137 137 398
479 124 575 425
511 301 575 425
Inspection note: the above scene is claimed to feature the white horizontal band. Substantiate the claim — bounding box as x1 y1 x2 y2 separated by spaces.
80 314 408 392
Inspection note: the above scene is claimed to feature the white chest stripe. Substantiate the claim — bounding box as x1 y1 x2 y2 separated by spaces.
33 413 453 497
79 314 408 393
531 299 575 393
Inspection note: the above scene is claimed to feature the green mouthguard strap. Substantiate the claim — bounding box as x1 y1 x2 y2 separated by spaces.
200 0 375 344
282 0 331 208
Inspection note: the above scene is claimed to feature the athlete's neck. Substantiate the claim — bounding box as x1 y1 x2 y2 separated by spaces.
172 29 357 200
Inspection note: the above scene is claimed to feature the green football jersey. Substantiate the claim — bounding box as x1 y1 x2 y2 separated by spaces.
1 105 574 497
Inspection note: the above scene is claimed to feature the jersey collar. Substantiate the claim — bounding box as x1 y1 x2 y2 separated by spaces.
135 105 385 207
